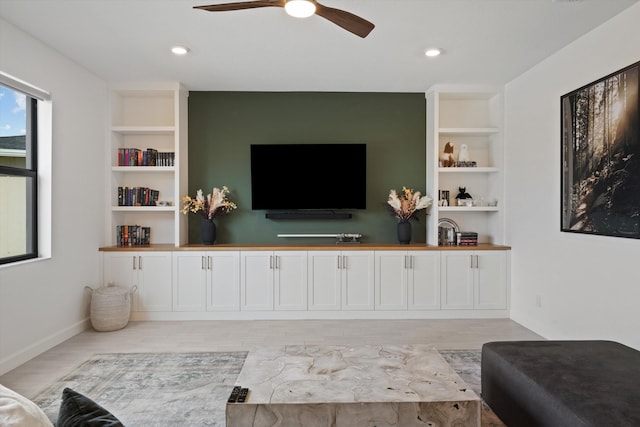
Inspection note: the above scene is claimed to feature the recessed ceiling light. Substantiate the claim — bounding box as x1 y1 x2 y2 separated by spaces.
171 46 190 56
425 48 442 57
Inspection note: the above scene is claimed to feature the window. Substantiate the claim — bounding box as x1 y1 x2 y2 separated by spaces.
0 72 50 265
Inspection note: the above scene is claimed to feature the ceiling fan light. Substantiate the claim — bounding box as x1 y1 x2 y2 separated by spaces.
171 46 190 55
425 48 442 57
285 0 316 18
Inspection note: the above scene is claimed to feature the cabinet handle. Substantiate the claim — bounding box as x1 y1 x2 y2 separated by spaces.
470 255 479 269
208 256 212 270
404 255 408 269
138 256 142 270
201 256 205 270
343 255 347 270
133 256 136 270
275 255 279 269
409 255 413 269
269 255 273 269
337 255 341 270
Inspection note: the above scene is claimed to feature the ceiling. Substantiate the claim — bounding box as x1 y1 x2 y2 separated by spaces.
0 0 637 92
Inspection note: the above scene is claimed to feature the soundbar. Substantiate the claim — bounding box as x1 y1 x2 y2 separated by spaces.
265 212 352 220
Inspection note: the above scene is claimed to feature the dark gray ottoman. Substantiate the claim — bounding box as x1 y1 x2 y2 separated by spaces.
481 340 640 427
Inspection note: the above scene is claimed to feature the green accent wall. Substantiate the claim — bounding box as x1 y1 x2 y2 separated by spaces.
187 92 427 244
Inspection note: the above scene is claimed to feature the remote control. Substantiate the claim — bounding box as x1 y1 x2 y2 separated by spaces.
237 388 249 403
228 386 241 403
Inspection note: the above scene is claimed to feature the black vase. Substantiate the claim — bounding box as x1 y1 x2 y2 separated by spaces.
397 220 412 244
201 219 216 245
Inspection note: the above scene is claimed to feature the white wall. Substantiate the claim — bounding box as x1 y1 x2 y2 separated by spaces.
505 3 640 350
0 18 107 374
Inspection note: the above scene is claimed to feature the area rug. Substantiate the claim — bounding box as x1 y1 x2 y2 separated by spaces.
31 349 503 427
32 352 247 426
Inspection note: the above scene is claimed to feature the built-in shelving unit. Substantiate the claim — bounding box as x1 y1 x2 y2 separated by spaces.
106 82 188 247
426 85 504 245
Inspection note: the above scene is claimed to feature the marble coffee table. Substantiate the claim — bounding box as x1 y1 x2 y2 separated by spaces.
226 344 480 427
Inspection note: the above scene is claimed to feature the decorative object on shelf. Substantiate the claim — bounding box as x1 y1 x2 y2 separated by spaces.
201 218 216 245
458 143 470 162
455 187 473 206
561 59 640 240
438 218 460 246
440 141 456 167
387 186 433 244
439 190 450 207
182 186 237 245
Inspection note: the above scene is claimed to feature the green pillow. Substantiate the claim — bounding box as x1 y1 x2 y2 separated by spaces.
56 388 123 427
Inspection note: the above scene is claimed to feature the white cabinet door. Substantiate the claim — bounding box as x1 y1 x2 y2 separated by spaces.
440 251 475 309
240 251 274 311
172 252 207 312
441 250 507 310
375 251 408 310
408 251 440 310
341 251 375 310
274 251 307 311
308 251 341 310
136 252 173 312
103 252 138 290
475 251 507 309
104 251 172 312
207 251 240 311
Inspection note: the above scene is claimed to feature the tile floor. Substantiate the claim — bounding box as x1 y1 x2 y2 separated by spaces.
0 319 543 399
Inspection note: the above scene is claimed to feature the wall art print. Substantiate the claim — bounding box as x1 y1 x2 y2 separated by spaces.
561 60 640 239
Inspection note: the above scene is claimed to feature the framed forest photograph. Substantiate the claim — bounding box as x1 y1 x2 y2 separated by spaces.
561 60 640 238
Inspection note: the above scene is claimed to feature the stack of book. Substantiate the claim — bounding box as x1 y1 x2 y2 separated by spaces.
117 187 159 206
116 225 151 247
117 148 175 166
456 231 478 246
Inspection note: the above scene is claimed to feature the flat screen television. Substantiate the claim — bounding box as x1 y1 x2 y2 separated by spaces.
250 143 366 210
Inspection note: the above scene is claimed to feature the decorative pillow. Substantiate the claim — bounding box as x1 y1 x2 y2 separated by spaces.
56 388 124 427
0 383 54 427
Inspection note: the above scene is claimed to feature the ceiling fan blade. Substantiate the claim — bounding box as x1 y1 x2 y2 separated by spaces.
194 0 285 12
314 2 374 38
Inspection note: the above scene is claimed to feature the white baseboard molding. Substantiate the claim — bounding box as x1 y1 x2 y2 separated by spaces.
130 310 510 321
0 318 91 376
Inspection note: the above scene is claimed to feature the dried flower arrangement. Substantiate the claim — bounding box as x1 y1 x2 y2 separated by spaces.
387 186 432 221
181 186 237 220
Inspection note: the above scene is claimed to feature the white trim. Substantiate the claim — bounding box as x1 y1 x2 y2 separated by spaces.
0 70 51 101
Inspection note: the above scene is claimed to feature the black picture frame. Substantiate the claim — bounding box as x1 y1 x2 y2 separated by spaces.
561 60 640 239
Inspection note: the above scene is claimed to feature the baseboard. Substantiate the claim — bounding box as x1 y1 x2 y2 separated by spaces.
0 317 91 376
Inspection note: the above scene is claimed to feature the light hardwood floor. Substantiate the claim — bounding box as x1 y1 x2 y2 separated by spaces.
1 319 543 398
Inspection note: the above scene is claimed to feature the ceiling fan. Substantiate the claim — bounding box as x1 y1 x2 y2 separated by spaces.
193 0 375 38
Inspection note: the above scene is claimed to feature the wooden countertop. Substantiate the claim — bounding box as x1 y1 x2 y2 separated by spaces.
99 243 511 252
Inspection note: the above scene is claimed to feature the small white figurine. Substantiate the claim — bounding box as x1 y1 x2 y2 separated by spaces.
458 143 470 162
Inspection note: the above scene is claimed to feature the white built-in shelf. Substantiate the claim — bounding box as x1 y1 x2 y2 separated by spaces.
438 127 499 136
111 126 175 135
111 206 176 212
438 206 499 212
439 167 498 173
112 166 175 173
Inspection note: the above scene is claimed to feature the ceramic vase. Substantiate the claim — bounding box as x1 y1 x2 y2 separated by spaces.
397 219 412 244
201 219 216 245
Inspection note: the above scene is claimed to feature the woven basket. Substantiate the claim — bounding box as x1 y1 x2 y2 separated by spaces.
86 284 137 332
